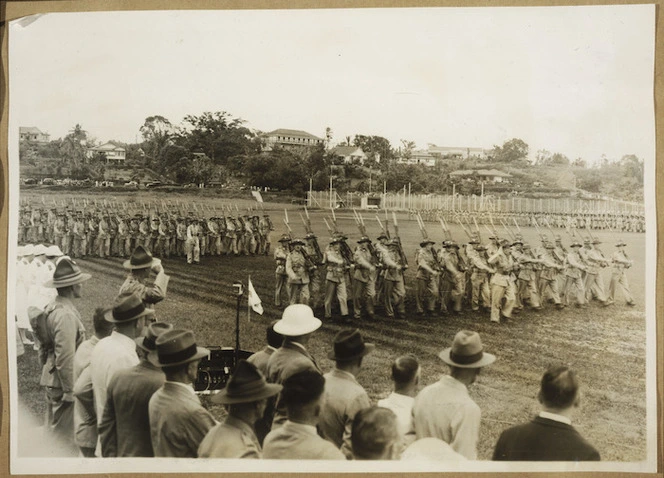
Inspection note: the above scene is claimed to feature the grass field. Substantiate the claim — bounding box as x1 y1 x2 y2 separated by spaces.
14 190 648 461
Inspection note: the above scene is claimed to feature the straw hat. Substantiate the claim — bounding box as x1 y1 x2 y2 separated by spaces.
45 245 64 257
149 328 210 368
106 293 155 323
211 360 282 405
44 258 91 288
273 304 321 337
438 330 495 369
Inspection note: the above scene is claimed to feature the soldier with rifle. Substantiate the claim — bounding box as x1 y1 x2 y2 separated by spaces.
323 237 350 321
285 239 314 305
274 234 292 308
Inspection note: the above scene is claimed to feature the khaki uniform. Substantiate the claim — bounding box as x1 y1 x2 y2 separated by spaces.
323 247 348 318
352 245 376 319
286 249 311 305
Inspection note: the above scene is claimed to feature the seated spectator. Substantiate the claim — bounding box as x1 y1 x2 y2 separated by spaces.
493 365 600 461
377 355 420 447
318 328 373 458
198 360 282 458
263 370 345 460
351 406 400 460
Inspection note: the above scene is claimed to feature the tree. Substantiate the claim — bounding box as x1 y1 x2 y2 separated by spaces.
177 111 260 164
59 124 90 168
491 138 529 162
619 154 644 185
572 157 587 168
352 135 395 164
550 153 570 166
535 149 551 165
140 115 174 167
400 139 416 160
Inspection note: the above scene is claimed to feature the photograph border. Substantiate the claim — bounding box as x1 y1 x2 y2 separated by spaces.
1 0 661 476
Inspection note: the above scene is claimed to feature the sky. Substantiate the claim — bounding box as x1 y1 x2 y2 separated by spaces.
9 5 656 164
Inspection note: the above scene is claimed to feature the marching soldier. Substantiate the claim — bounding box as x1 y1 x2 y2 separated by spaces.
381 239 406 319
139 215 150 252
87 212 99 257
117 215 130 258
274 235 291 307
538 242 565 309
468 244 494 312
72 212 87 259
176 217 187 257
513 242 542 311
304 233 324 310
259 214 273 255
563 242 588 308
207 216 221 256
285 239 313 305
323 238 349 320
607 241 635 306
441 241 466 315
584 239 610 304
157 215 171 258
352 237 377 320
98 214 111 258
414 239 439 317
198 216 209 257
186 218 201 265
487 241 516 323
149 216 160 253
225 215 239 256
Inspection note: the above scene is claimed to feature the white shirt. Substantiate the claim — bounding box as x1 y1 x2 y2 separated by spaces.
90 331 140 424
539 410 572 425
412 375 481 460
378 392 415 441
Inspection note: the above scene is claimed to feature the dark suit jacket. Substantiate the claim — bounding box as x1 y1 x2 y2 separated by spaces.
265 341 322 430
493 416 600 461
99 360 165 457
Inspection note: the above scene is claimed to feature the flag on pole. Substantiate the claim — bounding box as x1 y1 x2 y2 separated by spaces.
247 276 264 315
251 190 264 203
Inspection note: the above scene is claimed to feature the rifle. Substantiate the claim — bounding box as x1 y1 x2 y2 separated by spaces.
376 214 390 240
455 215 474 239
392 212 409 268
499 219 516 241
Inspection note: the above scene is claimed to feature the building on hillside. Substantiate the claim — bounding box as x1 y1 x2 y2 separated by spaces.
428 144 488 159
87 142 126 165
397 149 437 167
449 169 512 183
19 126 50 143
262 129 324 152
329 145 368 164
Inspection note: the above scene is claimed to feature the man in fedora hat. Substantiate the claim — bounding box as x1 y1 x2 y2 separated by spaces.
265 304 323 430
493 365 600 461
90 292 154 432
318 328 374 458
412 330 496 460
148 328 216 457
72 308 114 457
119 245 170 312
99 322 172 457
38 257 91 454
198 360 282 458
263 370 345 460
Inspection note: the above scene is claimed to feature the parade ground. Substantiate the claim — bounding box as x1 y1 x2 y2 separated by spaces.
15 191 648 461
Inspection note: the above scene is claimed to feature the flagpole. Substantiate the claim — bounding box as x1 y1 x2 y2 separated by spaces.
247 276 251 323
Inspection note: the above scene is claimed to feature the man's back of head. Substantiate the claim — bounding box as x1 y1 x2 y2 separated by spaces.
391 355 419 395
351 406 400 460
282 370 325 424
92 307 114 340
538 365 579 411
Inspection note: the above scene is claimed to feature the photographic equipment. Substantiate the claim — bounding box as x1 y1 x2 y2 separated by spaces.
195 282 253 394
194 347 253 393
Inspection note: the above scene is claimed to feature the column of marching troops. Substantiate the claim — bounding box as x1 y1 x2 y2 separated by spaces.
17 205 275 264
412 209 646 233
274 227 636 324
